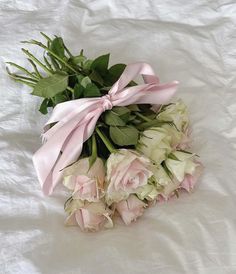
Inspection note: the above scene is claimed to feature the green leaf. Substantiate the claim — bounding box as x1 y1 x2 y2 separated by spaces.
81 76 91 88
83 59 93 70
128 115 136 122
39 98 49 114
89 70 104 85
91 54 110 76
32 72 68 98
109 126 139 146
71 55 86 65
127 104 140 112
104 111 126 126
47 99 54 107
108 63 126 82
111 106 131 122
74 83 84 99
76 75 84 82
84 83 101 97
50 37 65 58
137 120 174 131
53 93 68 104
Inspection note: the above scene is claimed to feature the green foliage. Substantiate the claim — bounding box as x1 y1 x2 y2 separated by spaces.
39 98 49 114
84 83 101 97
32 72 68 98
73 83 84 99
91 54 110 76
104 107 131 126
105 63 126 84
109 126 139 146
7 33 185 162
50 37 65 58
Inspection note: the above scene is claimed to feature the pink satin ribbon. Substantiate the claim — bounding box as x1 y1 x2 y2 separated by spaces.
33 62 178 195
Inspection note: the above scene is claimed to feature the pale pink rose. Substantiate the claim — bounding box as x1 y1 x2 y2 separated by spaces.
105 149 153 204
180 161 203 192
65 200 113 232
115 195 147 225
63 158 105 202
176 126 192 150
157 161 203 202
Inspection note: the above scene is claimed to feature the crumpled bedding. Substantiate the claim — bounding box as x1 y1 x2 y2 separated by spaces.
0 0 236 273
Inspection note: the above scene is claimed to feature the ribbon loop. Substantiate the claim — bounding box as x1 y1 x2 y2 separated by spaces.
33 62 179 195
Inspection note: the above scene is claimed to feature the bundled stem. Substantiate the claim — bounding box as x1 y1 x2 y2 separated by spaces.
96 128 115 153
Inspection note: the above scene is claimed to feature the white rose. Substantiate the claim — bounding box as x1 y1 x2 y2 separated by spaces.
65 199 113 232
161 124 190 149
165 151 198 182
137 127 172 164
63 157 105 202
136 183 159 201
150 165 179 198
156 99 189 132
105 149 153 204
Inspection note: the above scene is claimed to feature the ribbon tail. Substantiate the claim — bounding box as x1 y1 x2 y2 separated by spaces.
34 109 102 195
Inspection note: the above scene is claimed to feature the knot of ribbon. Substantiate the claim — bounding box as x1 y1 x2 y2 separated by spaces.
33 62 179 195
101 94 113 111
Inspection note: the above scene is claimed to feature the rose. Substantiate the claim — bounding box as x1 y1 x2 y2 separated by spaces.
105 149 153 204
161 124 191 150
150 164 177 201
65 199 113 232
157 151 203 200
136 183 159 201
63 157 105 202
115 195 147 225
137 127 172 164
179 161 203 192
165 151 199 182
156 99 189 132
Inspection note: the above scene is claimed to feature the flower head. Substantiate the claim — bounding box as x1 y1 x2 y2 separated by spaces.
63 157 105 202
157 151 203 200
65 199 113 232
156 99 189 132
105 149 153 204
115 195 147 225
137 127 172 164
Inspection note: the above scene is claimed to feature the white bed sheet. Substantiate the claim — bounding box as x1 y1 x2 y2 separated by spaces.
0 0 236 273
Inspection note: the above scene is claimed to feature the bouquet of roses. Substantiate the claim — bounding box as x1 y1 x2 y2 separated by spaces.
7 33 203 232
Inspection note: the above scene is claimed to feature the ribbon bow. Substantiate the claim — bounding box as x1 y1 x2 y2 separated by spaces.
33 62 178 195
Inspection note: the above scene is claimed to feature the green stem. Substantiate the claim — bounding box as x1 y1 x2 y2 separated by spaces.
23 40 78 73
27 59 42 78
11 78 35 87
91 134 97 158
63 43 73 58
135 112 152 122
22 48 53 74
65 86 73 100
6 62 38 79
96 128 115 153
50 56 60 70
40 32 52 42
66 86 74 93
8 73 37 83
6 67 37 82
43 55 54 71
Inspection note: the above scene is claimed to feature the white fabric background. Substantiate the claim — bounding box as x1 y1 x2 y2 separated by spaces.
0 0 236 273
